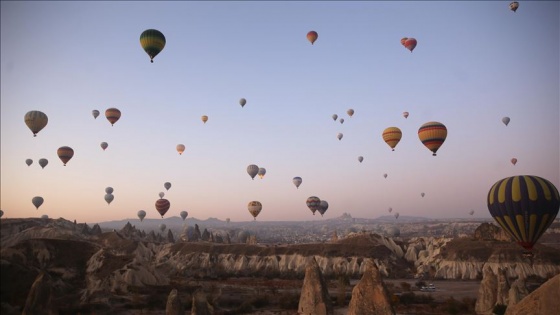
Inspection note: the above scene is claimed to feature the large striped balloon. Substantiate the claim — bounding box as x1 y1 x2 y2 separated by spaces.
155 198 170 218
57 146 74 166
382 127 402 151
24 110 48 137
105 108 121 126
418 121 447 156
140 29 166 63
248 201 262 220
487 175 560 251
306 196 321 215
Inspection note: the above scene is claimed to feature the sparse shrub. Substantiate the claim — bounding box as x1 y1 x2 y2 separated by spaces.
493 304 507 315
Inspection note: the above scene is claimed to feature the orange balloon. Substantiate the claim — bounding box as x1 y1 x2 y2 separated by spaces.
105 108 121 126
418 121 447 156
382 127 402 151
57 146 74 166
307 31 318 45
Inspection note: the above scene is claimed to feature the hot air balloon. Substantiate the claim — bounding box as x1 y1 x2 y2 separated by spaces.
180 211 188 221
388 207 393 213
104 193 114 205
400 37 408 46
418 121 447 156
318 200 329 217
155 198 170 218
164 182 171 191
105 108 121 126
105 187 114 194
159 223 166 233
306 196 321 215
404 38 417 52
347 109 354 117
469 210 475 216
92 110 100 119
57 146 74 166
140 29 166 63
177 144 185 155
24 110 48 137
293 177 302 189
247 164 259 180
248 201 262 220
258 167 266 179
38 158 48 169
137 210 146 222
337 133 343 141
100 142 108 151
382 127 402 151
32 196 44 209
307 31 318 45
511 158 518 166
239 98 247 107
332 114 338 121
394 212 400 219
340 118 344 124
421 192 425 198
502 117 510 126
41 214 48 220
509 1 519 12
26 159 33 167
487 175 559 253
383 173 388 179
403 112 409 119
201 115 208 124
159 192 165 199
358 156 364 163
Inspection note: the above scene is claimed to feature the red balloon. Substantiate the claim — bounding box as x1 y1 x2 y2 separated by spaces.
404 38 417 52
155 198 170 218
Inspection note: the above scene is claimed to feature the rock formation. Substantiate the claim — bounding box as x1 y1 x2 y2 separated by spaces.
191 290 214 315
90 223 102 235
496 267 510 306
166 288 183 315
167 229 175 243
474 223 512 242
298 256 333 315
331 230 338 242
507 276 529 307
475 267 498 315
22 272 56 315
504 273 560 315
347 259 394 315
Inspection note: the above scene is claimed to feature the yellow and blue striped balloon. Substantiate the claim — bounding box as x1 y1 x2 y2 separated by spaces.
140 29 166 63
487 175 559 251
418 121 447 156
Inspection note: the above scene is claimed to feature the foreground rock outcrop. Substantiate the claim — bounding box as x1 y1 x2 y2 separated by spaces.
504 273 560 315
166 288 183 315
22 272 56 315
298 256 333 315
347 259 395 315
475 267 498 315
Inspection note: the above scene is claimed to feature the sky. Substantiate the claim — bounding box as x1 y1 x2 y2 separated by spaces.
1 1 558 224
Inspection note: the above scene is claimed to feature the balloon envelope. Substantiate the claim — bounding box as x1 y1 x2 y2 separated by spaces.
347 109 354 117
201 115 208 124
307 31 318 45
177 144 185 155
358 156 363 163
502 117 510 126
26 159 33 167
394 212 400 219
104 193 114 205
137 210 146 221
159 223 166 232
239 98 247 107
105 187 114 194
511 158 518 166
384 173 388 179
404 38 417 52
340 118 344 124
159 192 165 199
332 114 338 121
247 164 259 180
100 142 108 151
39 158 48 169
0 210 3 218
248 201 262 220
318 200 329 217
24 110 48 137
57 146 74 166
421 192 425 197
258 167 266 179
164 182 171 191
92 110 100 119
32 196 44 209
403 111 409 119
155 199 171 218
382 127 402 151
306 196 321 215
509 1 519 12
418 121 447 156
180 211 188 221
388 207 393 213
293 176 302 189
400 37 408 46
469 210 475 216
487 175 559 251
105 108 121 126
337 133 343 141
140 29 166 63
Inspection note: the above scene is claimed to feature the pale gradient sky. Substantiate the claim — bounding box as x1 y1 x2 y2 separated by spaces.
1 1 559 223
